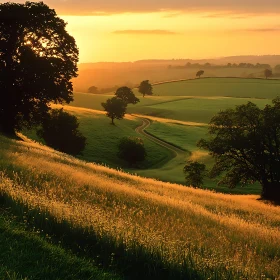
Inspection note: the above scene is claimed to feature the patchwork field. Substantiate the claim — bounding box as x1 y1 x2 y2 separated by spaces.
0 134 279 279
72 78 279 124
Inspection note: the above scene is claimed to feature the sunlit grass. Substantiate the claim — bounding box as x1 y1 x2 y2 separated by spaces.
0 134 279 279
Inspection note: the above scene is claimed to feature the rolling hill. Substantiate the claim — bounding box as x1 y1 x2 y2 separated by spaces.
0 133 280 279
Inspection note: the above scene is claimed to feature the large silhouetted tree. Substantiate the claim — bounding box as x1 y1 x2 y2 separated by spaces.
198 97 280 201
101 97 127 124
138 80 153 97
37 109 86 155
0 2 78 135
115 86 139 105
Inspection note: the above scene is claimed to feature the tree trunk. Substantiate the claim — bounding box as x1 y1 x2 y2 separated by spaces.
262 182 280 202
0 125 17 138
0 112 17 137
111 117 114 125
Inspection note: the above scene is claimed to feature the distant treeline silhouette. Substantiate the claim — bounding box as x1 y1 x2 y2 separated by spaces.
169 62 273 70
88 83 138 94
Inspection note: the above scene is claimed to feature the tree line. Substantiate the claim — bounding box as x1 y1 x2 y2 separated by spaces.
169 62 273 69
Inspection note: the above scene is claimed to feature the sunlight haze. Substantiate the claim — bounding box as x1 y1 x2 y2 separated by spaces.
2 0 280 62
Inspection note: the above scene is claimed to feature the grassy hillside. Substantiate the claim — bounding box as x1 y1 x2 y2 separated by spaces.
24 106 173 169
0 209 119 280
0 134 279 279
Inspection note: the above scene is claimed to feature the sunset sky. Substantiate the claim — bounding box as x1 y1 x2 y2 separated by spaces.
3 0 280 62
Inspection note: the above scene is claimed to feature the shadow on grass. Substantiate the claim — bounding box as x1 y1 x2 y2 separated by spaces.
0 208 119 280
0 194 204 280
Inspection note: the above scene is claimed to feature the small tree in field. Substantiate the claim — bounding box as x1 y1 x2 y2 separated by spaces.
88 86 99 94
101 97 127 124
264 69 272 79
138 80 153 97
183 161 206 188
115 86 139 105
198 97 280 201
118 137 146 166
196 70 204 78
0 2 78 135
37 109 86 155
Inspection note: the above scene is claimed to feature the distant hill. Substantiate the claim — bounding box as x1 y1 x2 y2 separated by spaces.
79 55 280 68
74 55 280 92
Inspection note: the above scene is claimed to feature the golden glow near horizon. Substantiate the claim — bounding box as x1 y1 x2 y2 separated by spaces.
61 12 280 63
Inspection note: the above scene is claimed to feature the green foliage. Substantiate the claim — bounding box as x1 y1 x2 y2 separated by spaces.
101 97 127 124
37 109 86 155
118 137 146 165
198 97 280 201
0 2 78 135
138 80 153 97
183 161 206 188
115 86 139 105
196 70 205 78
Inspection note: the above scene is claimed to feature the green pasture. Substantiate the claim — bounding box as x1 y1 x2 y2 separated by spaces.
72 78 277 124
145 121 207 152
24 109 173 170
138 120 261 194
71 93 113 111
130 97 271 123
150 77 280 98
74 111 172 168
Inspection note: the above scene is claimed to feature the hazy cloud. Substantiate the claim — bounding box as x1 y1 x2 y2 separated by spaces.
2 0 280 15
243 28 280 32
201 12 249 19
112 30 178 35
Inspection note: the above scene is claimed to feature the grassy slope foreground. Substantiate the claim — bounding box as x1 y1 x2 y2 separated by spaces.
0 209 119 280
0 134 280 279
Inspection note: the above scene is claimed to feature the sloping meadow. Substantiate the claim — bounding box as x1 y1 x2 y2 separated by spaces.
0 134 280 279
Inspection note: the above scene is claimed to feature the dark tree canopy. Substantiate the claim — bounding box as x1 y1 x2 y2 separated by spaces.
196 70 204 78
198 97 280 201
264 69 272 79
138 80 153 98
37 109 86 156
183 161 206 188
118 137 146 165
0 2 78 135
115 86 139 105
101 97 127 124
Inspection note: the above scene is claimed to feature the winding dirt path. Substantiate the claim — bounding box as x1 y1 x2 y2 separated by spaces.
135 117 186 157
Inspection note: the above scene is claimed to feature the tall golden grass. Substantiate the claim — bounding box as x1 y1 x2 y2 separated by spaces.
0 134 280 279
